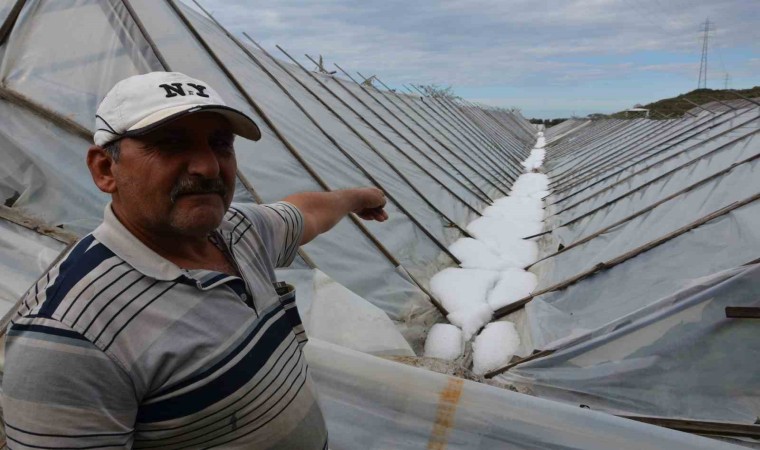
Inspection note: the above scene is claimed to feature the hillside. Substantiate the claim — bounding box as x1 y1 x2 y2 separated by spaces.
610 86 760 119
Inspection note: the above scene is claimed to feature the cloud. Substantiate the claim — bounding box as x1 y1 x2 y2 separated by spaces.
189 0 759 116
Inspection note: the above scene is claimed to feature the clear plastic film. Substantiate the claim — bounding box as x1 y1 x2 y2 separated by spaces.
507 264 760 424
305 338 742 450
0 219 66 313
0 0 163 130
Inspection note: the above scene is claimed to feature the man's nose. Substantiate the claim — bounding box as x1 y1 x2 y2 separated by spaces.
186 143 221 178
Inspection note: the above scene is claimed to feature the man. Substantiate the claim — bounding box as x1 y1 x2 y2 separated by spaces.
2 72 387 448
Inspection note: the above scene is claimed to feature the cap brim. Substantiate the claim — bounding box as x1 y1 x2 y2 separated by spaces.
125 104 262 141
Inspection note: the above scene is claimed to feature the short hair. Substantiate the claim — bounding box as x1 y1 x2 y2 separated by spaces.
103 139 121 162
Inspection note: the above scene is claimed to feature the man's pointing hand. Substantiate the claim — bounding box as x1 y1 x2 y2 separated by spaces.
352 187 388 222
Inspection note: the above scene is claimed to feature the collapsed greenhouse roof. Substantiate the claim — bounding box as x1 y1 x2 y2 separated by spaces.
0 0 757 448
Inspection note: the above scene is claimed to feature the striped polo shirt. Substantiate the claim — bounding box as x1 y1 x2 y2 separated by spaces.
2 202 328 449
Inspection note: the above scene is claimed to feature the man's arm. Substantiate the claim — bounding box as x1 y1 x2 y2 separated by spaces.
283 187 388 245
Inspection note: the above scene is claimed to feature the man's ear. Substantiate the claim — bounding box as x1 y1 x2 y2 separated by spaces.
87 145 117 194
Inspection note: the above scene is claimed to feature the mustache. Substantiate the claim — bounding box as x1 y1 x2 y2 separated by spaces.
170 177 227 203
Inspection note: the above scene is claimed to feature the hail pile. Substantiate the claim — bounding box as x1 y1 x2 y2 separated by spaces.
423 132 549 375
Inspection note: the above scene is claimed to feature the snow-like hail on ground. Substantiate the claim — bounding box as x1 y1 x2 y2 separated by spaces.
424 131 548 375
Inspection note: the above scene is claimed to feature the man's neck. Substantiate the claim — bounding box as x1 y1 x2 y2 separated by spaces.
111 205 235 274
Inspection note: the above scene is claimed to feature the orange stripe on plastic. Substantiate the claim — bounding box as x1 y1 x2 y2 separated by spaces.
427 377 464 449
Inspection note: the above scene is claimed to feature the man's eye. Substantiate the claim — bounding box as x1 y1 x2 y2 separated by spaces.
144 136 191 154
157 137 185 147
212 139 234 153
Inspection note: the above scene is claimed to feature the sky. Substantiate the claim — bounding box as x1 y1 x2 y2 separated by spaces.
193 0 759 119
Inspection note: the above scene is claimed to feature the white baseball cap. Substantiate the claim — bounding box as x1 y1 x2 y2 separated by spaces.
94 71 261 147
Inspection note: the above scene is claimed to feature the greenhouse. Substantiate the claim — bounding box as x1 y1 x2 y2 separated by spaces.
0 1 757 448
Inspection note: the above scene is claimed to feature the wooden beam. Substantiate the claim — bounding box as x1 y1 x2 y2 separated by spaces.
494 192 760 319
0 206 77 245
0 86 91 140
618 415 760 439
725 307 760 319
0 0 26 46
484 349 555 379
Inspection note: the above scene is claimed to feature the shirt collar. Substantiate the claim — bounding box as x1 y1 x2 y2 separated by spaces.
92 202 184 281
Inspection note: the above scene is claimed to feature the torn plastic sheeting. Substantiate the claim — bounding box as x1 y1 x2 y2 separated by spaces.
0 98 106 234
551 112 758 214
526 204 760 350
506 264 760 424
553 145 760 247
0 219 67 313
277 268 414 357
559 126 759 224
305 338 740 450
535 159 760 290
0 0 163 130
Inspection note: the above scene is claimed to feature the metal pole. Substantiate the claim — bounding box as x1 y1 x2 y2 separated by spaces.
285 55 487 215
121 0 170 71
457 98 530 162
405 84 515 192
258 41 472 250
370 75 507 200
435 93 527 168
652 110 673 120
329 62 494 206
407 84 520 182
430 93 523 179
296 60 484 218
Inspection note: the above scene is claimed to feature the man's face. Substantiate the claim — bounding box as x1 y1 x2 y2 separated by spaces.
108 112 237 238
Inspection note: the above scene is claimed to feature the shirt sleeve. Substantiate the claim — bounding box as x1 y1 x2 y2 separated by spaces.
2 318 137 449
232 201 304 268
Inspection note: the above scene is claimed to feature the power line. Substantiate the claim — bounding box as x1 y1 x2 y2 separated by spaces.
697 18 713 89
